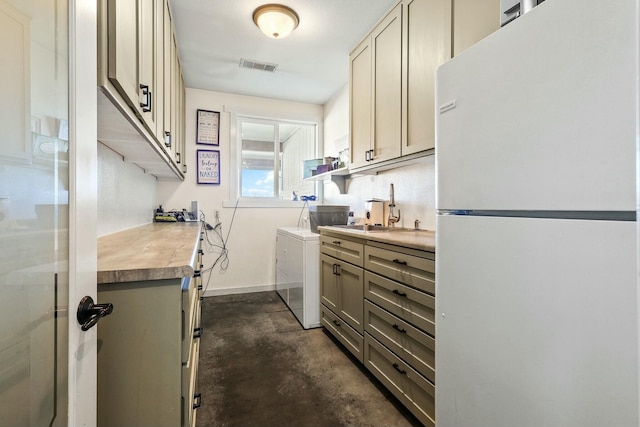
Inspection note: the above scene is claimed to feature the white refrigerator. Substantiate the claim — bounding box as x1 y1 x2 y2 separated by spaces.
435 1 638 426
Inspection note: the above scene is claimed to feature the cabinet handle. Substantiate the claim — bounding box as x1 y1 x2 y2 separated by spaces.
332 319 341 327
198 249 204 255
139 84 151 112
332 240 341 245
334 264 341 276
164 131 171 148
392 324 407 334
392 289 407 297
368 149 374 162
194 270 201 278
392 258 408 266
365 150 370 161
176 151 181 164
193 392 202 409
392 363 407 375
197 284 203 291
193 327 203 339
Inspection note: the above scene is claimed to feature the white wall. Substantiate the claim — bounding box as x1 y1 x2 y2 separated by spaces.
154 85 435 296
323 86 436 230
97 143 157 236
156 88 324 295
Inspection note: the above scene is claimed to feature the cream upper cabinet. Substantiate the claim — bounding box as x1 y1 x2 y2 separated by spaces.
98 0 186 180
402 0 451 155
349 38 372 169
349 0 498 169
350 4 402 169
107 0 139 114
372 4 403 164
152 0 166 149
107 0 162 137
452 0 500 56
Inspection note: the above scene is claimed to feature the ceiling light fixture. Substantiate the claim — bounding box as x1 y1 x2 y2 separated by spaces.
252 4 299 39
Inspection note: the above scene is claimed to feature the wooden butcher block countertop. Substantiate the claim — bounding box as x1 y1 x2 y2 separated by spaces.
97 222 201 284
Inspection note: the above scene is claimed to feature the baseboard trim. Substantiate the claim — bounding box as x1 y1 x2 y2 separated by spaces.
203 283 276 297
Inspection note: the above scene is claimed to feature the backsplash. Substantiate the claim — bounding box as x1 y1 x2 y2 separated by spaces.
97 143 157 236
323 159 436 230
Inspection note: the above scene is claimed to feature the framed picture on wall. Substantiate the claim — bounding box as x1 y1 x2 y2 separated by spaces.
197 149 220 184
196 109 220 145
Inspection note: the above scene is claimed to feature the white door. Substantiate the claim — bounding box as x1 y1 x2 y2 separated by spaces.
0 1 97 425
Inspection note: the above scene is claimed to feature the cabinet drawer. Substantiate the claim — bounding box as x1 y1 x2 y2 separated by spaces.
364 246 435 294
365 300 435 384
364 334 435 427
320 235 364 267
365 271 435 336
182 338 200 427
321 304 364 363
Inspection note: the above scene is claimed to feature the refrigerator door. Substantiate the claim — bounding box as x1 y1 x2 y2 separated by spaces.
436 0 636 212
436 215 638 427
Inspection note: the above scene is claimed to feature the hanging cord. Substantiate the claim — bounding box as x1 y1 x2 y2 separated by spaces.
296 200 309 228
199 198 240 294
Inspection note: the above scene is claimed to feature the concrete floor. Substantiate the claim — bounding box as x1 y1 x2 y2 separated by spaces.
196 291 421 427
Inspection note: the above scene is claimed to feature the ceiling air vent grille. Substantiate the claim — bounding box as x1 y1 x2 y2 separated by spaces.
239 58 278 72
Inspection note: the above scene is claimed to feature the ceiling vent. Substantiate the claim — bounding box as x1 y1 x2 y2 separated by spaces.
239 58 278 72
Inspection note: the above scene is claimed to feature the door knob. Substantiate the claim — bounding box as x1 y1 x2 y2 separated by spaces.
77 296 113 331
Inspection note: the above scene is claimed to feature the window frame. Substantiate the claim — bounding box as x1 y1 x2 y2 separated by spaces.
225 110 322 208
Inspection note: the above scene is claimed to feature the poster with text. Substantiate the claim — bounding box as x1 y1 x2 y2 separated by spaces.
196 109 220 145
197 149 220 184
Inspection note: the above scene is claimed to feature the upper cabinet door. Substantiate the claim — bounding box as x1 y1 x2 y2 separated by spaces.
452 0 500 56
372 3 402 163
107 0 139 113
349 37 372 169
402 0 451 155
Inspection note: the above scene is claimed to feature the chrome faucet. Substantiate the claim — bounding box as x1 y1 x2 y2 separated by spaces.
388 183 400 227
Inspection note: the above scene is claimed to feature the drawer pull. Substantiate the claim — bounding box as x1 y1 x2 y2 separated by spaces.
332 319 341 327
392 258 408 266
194 270 201 278
197 284 203 291
392 363 407 375
193 392 202 409
392 324 407 334
198 249 204 255
332 240 342 245
193 327 203 338
392 289 407 297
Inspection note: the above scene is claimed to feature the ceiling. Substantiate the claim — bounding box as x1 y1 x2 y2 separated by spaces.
169 0 397 105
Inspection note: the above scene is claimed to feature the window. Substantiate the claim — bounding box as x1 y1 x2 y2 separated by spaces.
238 117 317 201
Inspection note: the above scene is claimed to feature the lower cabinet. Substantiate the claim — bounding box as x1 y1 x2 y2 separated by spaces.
320 233 365 362
319 230 436 426
97 272 202 427
364 334 436 427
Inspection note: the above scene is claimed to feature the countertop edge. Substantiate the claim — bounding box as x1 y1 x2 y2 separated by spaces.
318 226 436 252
